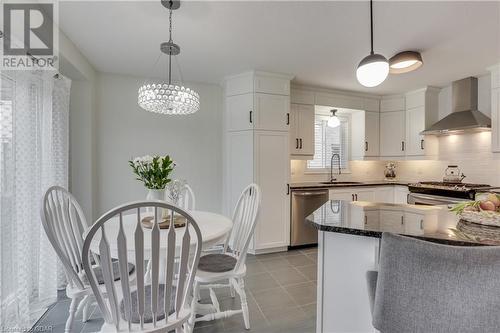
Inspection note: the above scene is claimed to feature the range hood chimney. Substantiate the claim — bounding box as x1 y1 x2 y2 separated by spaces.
421 77 491 135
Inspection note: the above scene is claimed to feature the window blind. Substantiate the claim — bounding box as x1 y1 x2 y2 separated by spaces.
307 115 349 169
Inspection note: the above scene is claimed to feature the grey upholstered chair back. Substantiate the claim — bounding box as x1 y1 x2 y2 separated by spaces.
371 232 500 333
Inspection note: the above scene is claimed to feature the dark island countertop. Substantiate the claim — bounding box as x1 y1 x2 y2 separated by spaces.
290 180 410 190
306 200 500 246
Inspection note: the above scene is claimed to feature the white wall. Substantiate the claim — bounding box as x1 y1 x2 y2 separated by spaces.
95 73 223 216
59 29 97 220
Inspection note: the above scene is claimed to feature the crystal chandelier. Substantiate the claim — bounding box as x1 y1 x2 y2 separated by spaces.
138 0 200 115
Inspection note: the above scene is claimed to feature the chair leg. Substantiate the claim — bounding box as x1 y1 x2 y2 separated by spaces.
82 298 91 322
229 278 235 298
65 296 82 333
187 281 200 333
234 278 250 330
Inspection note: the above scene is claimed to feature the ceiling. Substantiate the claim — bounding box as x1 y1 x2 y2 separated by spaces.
59 1 500 95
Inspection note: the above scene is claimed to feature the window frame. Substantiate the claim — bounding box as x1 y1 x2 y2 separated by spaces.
305 112 352 174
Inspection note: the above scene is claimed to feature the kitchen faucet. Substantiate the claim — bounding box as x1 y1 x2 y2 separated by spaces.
330 153 341 182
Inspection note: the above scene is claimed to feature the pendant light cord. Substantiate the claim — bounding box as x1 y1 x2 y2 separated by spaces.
370 0 374 55
168 4 173 85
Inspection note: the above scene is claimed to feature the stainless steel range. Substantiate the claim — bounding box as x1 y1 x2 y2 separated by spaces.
408 181 494 205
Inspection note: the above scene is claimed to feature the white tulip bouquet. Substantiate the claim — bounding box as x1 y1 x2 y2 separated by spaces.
129 155 175 190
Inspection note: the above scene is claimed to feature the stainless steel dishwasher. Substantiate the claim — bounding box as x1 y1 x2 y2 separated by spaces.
291 189 329 247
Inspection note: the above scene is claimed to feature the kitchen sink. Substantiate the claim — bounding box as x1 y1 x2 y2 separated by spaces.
319 181 363 185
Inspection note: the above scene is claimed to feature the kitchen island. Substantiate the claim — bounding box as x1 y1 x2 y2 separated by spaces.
307 200 498 333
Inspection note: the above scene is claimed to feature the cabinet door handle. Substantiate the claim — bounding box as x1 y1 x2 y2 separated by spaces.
401 141 405 151
286 184 290 195
365 141 368 152
401 216 404 225
299 138 303 149
355 194 358 201
286 113 290 125
352 194 355 201
364 215 368 225
420 139 424 150
296 138 299 149
249 110 253 124
420 220 423 230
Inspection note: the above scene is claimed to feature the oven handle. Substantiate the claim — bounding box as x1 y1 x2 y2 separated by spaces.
408 193 469 205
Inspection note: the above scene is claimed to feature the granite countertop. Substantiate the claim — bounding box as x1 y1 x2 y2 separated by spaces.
290 180 411 190
306 200 500 246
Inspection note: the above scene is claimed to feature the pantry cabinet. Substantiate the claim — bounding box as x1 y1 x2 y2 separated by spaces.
290 103 315 157
225 71 293 254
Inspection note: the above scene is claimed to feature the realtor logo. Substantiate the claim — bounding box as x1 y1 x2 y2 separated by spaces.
1 1 58 70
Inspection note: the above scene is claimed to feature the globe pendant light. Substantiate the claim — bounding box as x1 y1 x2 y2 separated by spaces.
328 109 340 128
138 0 200 115
356 0 389 88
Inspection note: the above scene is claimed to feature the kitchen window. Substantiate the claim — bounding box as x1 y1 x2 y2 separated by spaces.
307 113 350 171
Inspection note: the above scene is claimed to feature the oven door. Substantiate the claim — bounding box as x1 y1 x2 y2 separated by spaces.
408 193 469 206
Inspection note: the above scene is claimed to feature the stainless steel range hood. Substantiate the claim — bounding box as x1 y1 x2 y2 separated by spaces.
421 77 491 135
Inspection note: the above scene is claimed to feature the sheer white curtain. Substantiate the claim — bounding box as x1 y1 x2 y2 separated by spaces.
0 71 71 328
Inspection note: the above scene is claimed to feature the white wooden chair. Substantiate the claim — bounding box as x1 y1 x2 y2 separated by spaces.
40 186 108 332
179 184 196 211
189 184 260 330
82 201 202 333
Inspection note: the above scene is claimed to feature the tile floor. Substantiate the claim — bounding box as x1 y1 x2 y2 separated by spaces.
34 247 318 333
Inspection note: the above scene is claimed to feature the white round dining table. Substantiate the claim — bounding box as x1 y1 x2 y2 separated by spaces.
87 210 233 259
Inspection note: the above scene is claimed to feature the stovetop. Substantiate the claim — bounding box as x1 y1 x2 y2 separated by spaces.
408 181 495 199
412 181 491 191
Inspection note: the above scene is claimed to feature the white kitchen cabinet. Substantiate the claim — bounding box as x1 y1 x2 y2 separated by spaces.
490 64 500 152
224 71 292 254
364 210 380 229
352 111 380 159
492 88 500 152
404 212 425 235
405 106 426 156
329 189 355 201
253 131 290 251
394 186 410 204
356 188 375 201
329 187 375 202
225 93 289 132
254 93 290 131
379 210 405 233
404 88 439 157
380 111 406 157
380 96 405 112
226 93 254 132
374 186 394 203
290 103 315 157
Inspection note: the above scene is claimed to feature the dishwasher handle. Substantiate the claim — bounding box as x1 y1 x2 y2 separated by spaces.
293 191 329 197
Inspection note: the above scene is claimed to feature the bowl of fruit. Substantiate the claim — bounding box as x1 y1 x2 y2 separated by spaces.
450 193 500 227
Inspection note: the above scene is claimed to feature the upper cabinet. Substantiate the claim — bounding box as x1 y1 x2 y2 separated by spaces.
352 110 380 159
379 90 439 159
405 88 439 157
380 96 406 157
225 71 293 132
380 109 406 157
490 65 500 152
290 103 315 158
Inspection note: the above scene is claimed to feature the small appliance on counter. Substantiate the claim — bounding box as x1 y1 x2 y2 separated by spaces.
443 165 466 183
384 162 397 180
